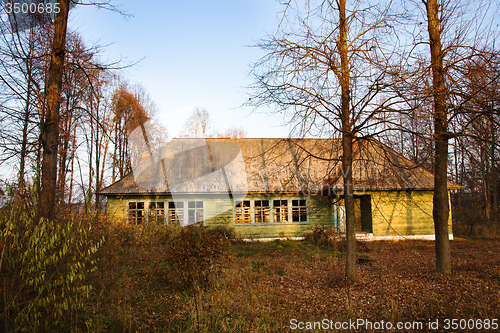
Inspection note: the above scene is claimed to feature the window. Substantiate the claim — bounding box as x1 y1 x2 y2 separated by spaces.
188 201 204 224
148 202 165 225
127 200 206 226
168 201 184 226
235 200 252 223
128 202 145 225
273 200 289 222
292 199 307 222
233 198 307 224
254 200 270 223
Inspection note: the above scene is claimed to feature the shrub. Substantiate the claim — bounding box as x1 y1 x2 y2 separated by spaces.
164 225 230 333
0 187 103 332
304 225 370 253
165 225 229 288
304 225 339 248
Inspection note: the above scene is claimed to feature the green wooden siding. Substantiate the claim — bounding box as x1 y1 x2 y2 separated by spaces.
104 190 452 238
368 190 452 236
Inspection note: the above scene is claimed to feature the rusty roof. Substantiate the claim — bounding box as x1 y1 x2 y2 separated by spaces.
99 138 461 195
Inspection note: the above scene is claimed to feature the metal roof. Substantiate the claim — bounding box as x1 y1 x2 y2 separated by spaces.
100 138 461 195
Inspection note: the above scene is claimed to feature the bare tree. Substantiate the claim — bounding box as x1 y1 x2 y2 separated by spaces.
215 127 247 139
179 108 212 138
422 0 453 273
109 82 168 183
25 1 127 219
451 56 500 230
0 1 147 216
39 0 71 220
248 0 401 280
396 0 500 273
0 21 48 197
57 32 105 207
110 83 148 181
0 2 121 213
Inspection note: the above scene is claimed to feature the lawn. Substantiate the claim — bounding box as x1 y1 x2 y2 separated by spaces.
79 223 500 332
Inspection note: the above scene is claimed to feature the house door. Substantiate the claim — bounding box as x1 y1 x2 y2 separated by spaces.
360 195 373 233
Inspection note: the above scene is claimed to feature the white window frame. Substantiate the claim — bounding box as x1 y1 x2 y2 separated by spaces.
232 198 308 225
273 199 289 223
148 201 166 225
291 199 308 222
254 199 271 223
127 201 146 225
127 199 206 226
167 201 185 226
187 200 205 225
234 200 252 224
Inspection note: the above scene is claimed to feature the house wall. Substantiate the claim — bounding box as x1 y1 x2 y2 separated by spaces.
105 194 128 223
104 190 453 239
368 190 453 237
204 194 334 239
104 193 335 238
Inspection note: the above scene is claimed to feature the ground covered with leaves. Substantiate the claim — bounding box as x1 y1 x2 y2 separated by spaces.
73 223 499 332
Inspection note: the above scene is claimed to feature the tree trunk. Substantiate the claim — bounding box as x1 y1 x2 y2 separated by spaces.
481 145 491 220
492 167 498 225
57 109 71 207
426 0 451 274
68 126 76 206
492 123 498 225
19 81 32 199
112 118 118 183
95 99 101 212
19 41 36 201
338 0 356 281
40 0 70 221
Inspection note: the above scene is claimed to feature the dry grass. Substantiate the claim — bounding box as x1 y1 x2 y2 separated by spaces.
69 220 500 332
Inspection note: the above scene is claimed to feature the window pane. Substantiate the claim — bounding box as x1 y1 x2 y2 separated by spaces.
149 201 166 225
187 201 204 224
255 200 269 207
137 207 145 225
273 200 288 222
196 209 204 223
255 200 270 223
188 210 195 222
128 201 145 225
168 209 183 226
168 201 183 226
292 199 307 222
235 200 251 223
236 200 250 208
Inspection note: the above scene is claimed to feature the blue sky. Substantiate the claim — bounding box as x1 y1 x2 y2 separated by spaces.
69 0 290 138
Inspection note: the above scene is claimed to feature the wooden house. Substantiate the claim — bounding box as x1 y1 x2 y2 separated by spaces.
100 138 459 240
